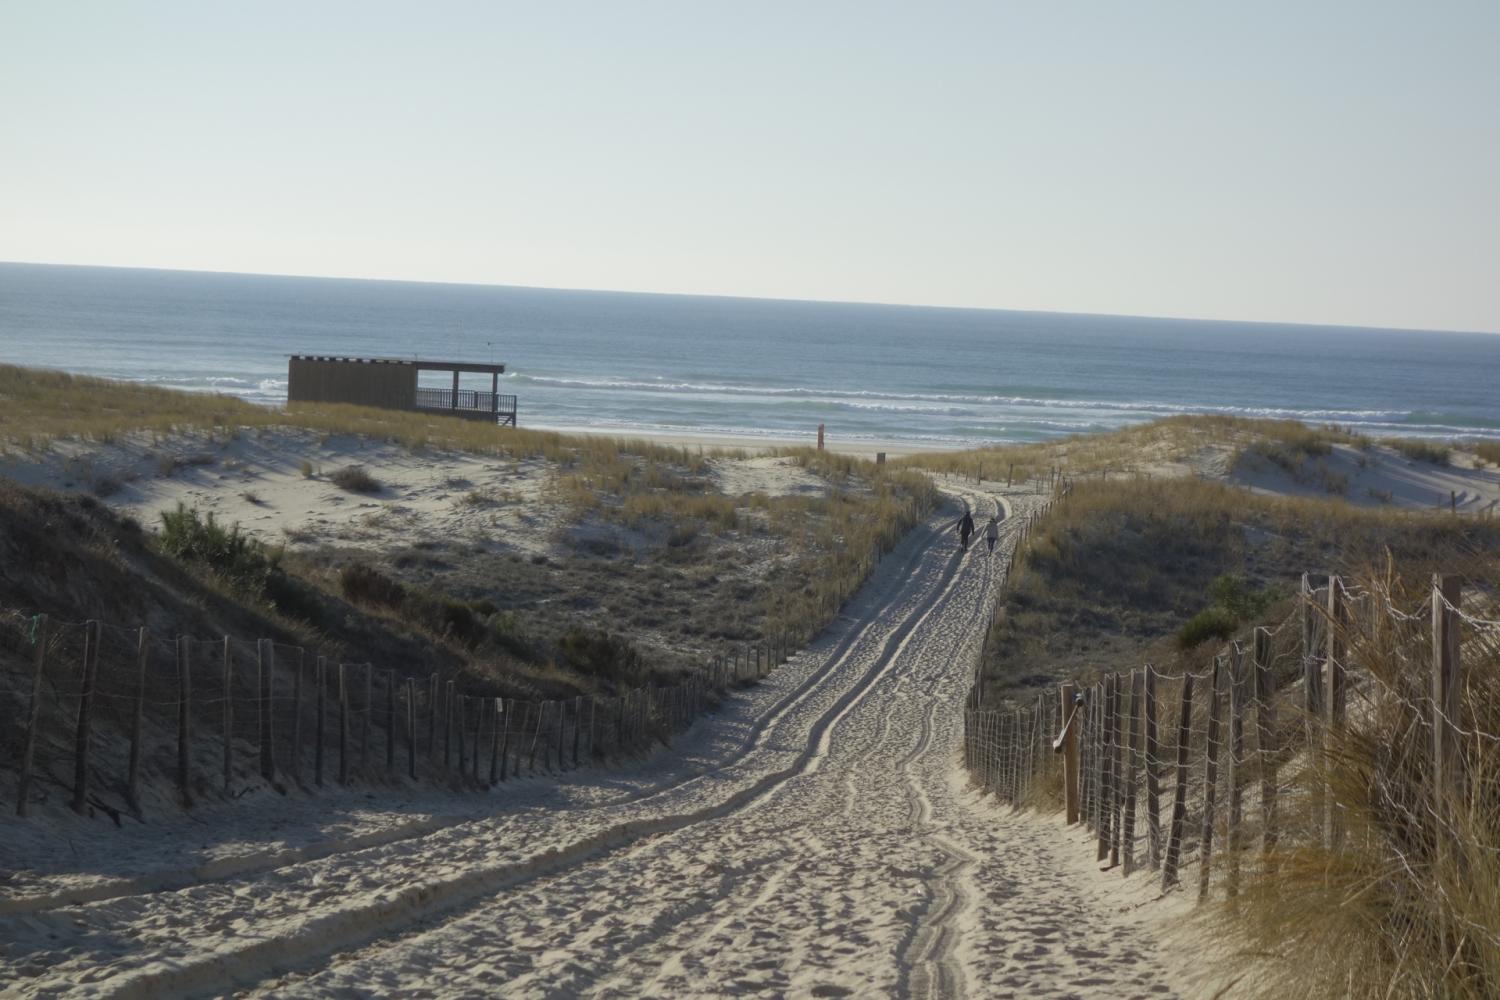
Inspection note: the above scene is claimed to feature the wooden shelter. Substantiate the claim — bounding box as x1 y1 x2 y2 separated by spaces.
287 355 517 426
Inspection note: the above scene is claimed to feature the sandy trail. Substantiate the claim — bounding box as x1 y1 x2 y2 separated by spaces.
2 484 1176 999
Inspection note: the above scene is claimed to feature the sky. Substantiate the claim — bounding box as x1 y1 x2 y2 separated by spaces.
2 1 1497 333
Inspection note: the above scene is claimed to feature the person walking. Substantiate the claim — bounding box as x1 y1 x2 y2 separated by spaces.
984 515 999 553
956 507 975 551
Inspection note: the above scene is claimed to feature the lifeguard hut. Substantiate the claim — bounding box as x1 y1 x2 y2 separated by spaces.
287 355 517 426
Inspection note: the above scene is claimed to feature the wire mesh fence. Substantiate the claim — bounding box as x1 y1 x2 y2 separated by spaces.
964 569 1500 910
2 607 794 819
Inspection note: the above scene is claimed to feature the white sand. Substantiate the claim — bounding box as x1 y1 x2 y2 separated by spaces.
0 479 1185 998
1229 441 1500 511
0 429 845 559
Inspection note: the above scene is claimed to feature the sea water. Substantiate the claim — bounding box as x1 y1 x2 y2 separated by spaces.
1 262 1497 449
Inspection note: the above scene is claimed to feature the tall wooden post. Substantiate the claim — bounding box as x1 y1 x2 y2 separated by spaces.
177 635 194 807
361 663 372 776
71 620 101 815
1227 648 1249 896
489 697 502 785
406 677 417 780
315 656 326 787
291 648 304 785
1162 673 1195 891
1122 669 1142 876
338 663 350 785
1199 656 1225 902
385 670 396 773
1254 627 1278 853
259 639 276 782
16 614 50 817
1097 676 1115 860
1144 666 1161 870
222 637 234 793
1432 575 1462 798
1060 681 1079 824
1326 578 1347 846
126 627 148 813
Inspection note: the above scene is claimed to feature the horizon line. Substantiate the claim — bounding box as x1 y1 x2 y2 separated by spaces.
3 257 1497 339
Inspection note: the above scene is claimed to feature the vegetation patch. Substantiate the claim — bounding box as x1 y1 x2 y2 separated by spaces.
330 464 381 493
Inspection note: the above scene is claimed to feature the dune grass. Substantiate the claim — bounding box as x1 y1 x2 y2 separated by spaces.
1221 562 1500 999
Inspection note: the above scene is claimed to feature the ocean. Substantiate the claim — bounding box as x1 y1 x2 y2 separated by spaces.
2 262 1497 449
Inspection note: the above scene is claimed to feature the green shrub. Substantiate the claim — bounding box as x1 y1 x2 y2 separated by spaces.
1177 606 1238 649
1207 573 1278 620
556 627 643 680
158 502 277 594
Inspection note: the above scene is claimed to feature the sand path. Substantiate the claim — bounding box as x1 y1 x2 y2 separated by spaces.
2 484 1175 999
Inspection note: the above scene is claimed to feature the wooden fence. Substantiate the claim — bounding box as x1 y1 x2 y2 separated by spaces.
1 611 790 819
964 569 1498 900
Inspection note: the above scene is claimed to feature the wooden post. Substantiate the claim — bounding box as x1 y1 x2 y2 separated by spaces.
1432 575 1462 798
1061 681 1079 824
499 697 512 781
338 663 350 785
1198 656 1225 902
489 697 502 785
572 695 582 768
71 620 101 815
456 694 468 777
1253 626 1278 854
1162 672 1195 890
1097 675 1116 863
1144 666 1161 871
385 670 396 773
556 697 568 768
1326 577 1347 847
16 614 49 817
406 677 417 780
528 701 543 773
259 639 276 782
428 673 439 759
291 648 304 785
1301 574 1323 841
126 627 148 813
315 656 326 787
1110 675 1124 868
361 663 372 776
444 680 455 770
1227 649 1248 897
1122 669 1142 876
177 635 193 807
222 637 234 793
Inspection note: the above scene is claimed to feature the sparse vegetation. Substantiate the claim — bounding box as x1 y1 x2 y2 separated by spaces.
158 503 280 596
1384 437 1450 465
1477 441 1500 465
330 464 381 493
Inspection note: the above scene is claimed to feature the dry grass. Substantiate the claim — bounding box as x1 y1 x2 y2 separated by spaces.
1221 562 1500 999
1476 442 1500 466
1382 437 1451 465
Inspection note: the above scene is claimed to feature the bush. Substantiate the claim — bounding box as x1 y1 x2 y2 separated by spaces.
556 627 643 680
158 502 277 595
1476 442 1500 466
340 563 407 609
1177 605 1238 649
330 465 381 492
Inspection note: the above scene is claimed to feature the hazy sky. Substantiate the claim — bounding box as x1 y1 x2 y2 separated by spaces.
2 2 1497 332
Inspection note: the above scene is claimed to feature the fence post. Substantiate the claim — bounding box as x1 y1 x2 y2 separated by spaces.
1198 655 1225 902
498 697 511 781
1060 681 1079 824
177 635 193 807
385 670 396 774
1110 675 1125 868
71 620 101 815
1162 672 1195 890
489 697 501 785
1432 574 1462 798
259 639 276 782
406 676 417 780
1301 574 1323 842
456 694 468 778
428 673 439 760
556 697 568 767
338 663 350 786
1122 669 1142 876
1227 648 1248 897
1144 665 1161 870
1253 626 1277 854
1325 577 1347 847
528 701 543 773
361 664 372 776
222 637 234 793
126 627 148 814
16 614 49 817
315 656 326 787
444 680 455 771
1097 674 1116 862
291 648 304 786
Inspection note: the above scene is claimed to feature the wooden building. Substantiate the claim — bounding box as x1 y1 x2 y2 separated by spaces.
287 355 517 426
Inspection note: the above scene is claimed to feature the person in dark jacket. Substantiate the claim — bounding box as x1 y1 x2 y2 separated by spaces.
984 515 1000 553
956 507 975 551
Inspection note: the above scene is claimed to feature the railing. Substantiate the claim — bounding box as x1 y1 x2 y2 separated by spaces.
414 388 518 417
